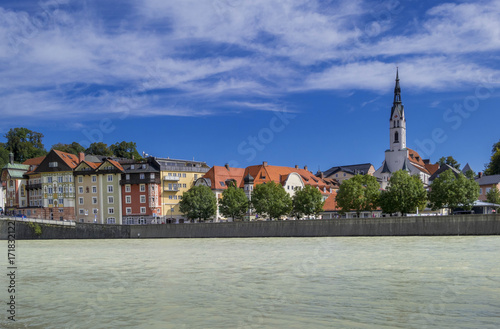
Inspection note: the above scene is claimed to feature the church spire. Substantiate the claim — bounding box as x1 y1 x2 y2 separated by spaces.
393 67 401 105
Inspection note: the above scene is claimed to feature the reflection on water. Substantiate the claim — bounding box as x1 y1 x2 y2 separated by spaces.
2 237 499 328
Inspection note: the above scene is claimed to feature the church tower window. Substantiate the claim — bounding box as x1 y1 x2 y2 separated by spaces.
394 131 399 143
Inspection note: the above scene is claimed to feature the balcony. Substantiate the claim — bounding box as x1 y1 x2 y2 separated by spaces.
163 187 179 192
26 183 42 190
120 177 161 185
163 176 180 181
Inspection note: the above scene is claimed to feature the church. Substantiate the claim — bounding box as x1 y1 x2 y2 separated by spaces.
374 70 433 189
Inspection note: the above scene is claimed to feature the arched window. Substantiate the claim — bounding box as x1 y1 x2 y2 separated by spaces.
394 131 399 143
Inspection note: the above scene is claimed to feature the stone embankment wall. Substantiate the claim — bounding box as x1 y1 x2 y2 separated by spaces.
1 214 499 240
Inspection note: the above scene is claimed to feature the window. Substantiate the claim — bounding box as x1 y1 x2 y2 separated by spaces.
93 208 98 214
92 186 97 193
58 176 63 183
78 176 83 183
394 131 399 143
48 187 53 194
131 165 135 169
140 184 146 192
69 186 73 193
92 197 97 204
108 208 114 214
140 173 145 179
479 188 483 195
125 184 131 192
47 177 52 183
108 196 114 204
79 197 84 205
107 175 113 182
486 188 491 194
126 207 132 214
140 195 146 203
168 183 172 190
169 195 173 200
126 174 130 180
79 209 85 214
49 162 58 168
107 185 113 193
107 217 116 224
150 173 155 179
58 187 63 194
183 173 186 178
91 175 97 182
194 174 198 179
183 184 187 188
140 207 146 214
80 219 84 223
220 181 225 187
126 196 131 204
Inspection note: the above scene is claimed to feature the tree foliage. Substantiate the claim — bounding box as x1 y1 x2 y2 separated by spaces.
0 144 9 168
438 156 460 170
110 141 142 160
379 170 427 215
486 187 500 210
85 142 113 156
428 169 479 212
335 174 380 217
51 142 85 155
251 181 292 220
485 140 500 175
219 184 249 221
4 127 47 162
179 185 217 222
292 185 325 219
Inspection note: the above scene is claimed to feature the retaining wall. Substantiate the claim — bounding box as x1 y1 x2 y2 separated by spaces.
1 214 499 240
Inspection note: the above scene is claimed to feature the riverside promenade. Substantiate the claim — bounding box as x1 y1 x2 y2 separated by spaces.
1 214 500 240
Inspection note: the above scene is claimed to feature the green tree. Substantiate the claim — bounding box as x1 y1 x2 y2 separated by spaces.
110 141 142 160
51 142 85 155
485 140 500 175
251 181 292 220
379 170 427 215
486 187 500 211
438 156 460 170
4 127 47 162
85 142 113 156
179 185 217 222
0 143 9 168
219 183 249 221
429 169 479 213
335 175 380 217
292 185 325 219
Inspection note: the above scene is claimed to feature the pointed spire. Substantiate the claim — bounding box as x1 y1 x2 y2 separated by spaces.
393 67 401 105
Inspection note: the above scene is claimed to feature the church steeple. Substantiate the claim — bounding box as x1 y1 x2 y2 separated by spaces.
389 68 406 151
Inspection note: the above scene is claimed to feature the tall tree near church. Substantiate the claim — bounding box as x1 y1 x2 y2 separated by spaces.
4 127 47 162
335 174 380 217
379 170 427 215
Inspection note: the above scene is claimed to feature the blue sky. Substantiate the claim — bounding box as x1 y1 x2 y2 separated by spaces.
0 0 499 173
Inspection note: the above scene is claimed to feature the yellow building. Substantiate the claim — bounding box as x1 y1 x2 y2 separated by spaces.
153 158 210 223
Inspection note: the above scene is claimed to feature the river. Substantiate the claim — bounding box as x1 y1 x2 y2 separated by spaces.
2 237 499 328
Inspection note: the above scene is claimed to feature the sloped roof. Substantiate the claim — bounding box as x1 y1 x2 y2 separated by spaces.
429 164 462 181
381 161 391 174
23 156 46 166
425 162 440 176
475 174 500 186
323 193 339 211
202 166 245 190
53 150 80 168
98 159 125 172
407 148 430 175
323 163 374 177
461 163 473 175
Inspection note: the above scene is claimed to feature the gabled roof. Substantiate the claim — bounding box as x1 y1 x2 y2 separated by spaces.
407 148 430 175
475 174 500 186
53 150 80 169
97 159 125 172
461 163 473 175
202 165 245 190
429 164 462 182
381 161 391 174
323 163 374 178
424 162 440 176
75 160 99 171
323 193 339 211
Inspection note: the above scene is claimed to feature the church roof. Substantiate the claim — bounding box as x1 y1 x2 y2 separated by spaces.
381 161 391 173
407 148 430 175
390 68 405 120
461 163 473 175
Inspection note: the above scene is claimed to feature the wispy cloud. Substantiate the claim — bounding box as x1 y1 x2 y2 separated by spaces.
1 0 500 124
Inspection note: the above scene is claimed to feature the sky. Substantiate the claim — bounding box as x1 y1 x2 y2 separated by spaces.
0 0 499 173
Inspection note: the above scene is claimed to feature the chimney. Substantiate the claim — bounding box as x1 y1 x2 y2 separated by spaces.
263 161 268 167
9 152 14 164
295 165 299 169
79 152 85 163
478 172 483 178
320 172 324 179
225 163 230 171
304 165 308 171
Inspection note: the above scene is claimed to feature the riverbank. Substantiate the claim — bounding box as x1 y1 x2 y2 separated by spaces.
1 214 499 239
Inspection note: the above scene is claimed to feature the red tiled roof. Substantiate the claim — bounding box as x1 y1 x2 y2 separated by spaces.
407 148 430 175
323 192 339 211
53 150 80 168
203 166 246 190
23 156 45 166
101 159 125 172
425 163 439 176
